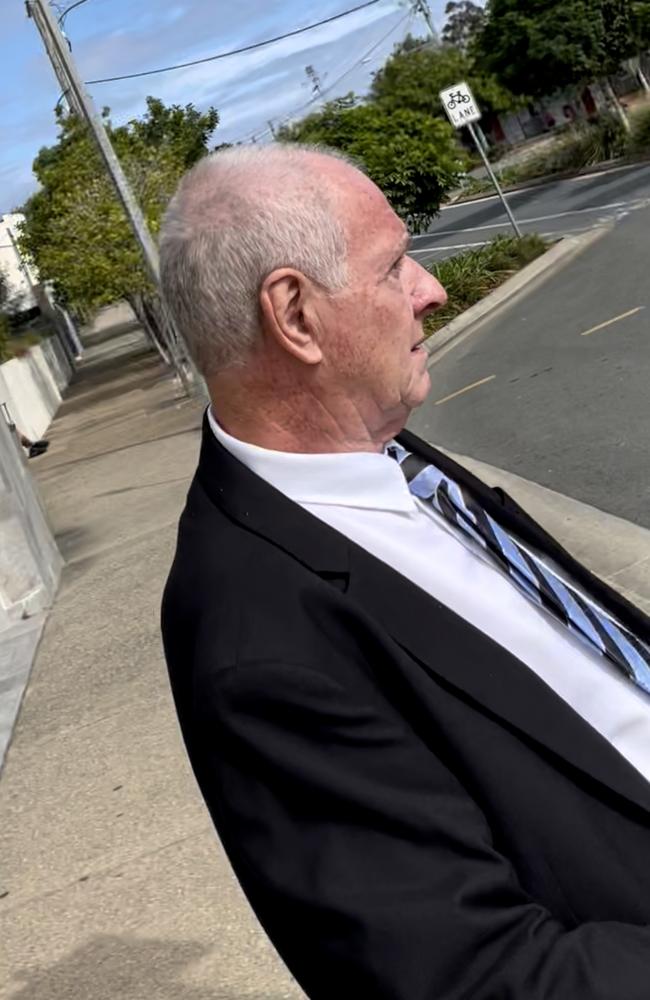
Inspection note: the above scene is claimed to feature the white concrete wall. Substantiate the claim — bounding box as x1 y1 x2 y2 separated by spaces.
0 336 72 441
0 416 62 630
0 336 70 629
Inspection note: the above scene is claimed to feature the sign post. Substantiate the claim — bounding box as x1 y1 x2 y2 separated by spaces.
440 81 522 238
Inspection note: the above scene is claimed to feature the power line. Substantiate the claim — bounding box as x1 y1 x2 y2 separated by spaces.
84 0 383 86
240 10 411 143
238 9 412 145
57 0 91 26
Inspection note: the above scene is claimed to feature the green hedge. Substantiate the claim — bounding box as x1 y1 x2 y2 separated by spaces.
425 234 549 337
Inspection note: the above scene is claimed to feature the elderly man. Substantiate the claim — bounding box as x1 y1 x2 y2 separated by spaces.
161 145 650 999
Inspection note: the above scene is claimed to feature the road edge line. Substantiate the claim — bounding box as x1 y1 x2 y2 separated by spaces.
444 156 650 208
425 225 611 367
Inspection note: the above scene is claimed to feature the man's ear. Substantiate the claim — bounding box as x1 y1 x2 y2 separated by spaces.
259 268 322 365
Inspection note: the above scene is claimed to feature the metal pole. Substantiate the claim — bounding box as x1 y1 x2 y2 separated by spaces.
467 121 522 238
26 0 199 396
602 77 631 133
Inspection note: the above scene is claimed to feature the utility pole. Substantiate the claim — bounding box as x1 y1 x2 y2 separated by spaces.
40 18 84 116
267 119 277 139
410 0 438 44
25 0 198 395
304 64 324 97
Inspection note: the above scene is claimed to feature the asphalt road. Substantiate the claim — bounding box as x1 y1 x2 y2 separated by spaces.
410 161 650 264
408 205 650 528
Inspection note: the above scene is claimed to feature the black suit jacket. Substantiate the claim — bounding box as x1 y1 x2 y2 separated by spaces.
162 418 650 999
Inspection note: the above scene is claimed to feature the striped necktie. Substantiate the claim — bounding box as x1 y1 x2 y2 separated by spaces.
389 443 650 696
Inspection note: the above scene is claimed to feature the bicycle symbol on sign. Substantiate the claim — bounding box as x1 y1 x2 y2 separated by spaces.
446 91 471 110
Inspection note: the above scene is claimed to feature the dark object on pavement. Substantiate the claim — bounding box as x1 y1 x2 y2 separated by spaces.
28 439 49 459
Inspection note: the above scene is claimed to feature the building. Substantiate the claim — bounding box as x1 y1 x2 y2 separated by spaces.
0 212 38 314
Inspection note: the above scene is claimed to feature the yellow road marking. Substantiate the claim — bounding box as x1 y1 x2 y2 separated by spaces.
434 374 496 406
580 306 645 337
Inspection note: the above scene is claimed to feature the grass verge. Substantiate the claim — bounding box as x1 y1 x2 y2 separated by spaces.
424 234 549 338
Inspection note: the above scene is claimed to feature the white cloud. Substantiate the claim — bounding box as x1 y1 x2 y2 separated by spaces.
1 0 446 208
97 2 409 143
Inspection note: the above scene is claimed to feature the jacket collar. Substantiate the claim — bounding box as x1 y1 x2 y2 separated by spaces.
196 414 650 818
208 407 416 514
196 412 351 576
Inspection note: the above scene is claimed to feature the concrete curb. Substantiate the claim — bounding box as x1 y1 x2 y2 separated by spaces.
445 156 650 208
425 225 610 365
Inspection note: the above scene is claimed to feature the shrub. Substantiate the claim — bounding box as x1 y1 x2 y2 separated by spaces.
516 114 627 181
424 234 548 336
0 315 10 363
627 105 650 155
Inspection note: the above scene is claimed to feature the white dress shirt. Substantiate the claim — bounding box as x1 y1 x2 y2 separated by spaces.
209 411 650 784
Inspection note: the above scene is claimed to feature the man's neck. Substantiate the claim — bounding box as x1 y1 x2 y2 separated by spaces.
208 375 406 455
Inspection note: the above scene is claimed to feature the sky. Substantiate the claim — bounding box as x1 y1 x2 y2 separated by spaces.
1 0 451 213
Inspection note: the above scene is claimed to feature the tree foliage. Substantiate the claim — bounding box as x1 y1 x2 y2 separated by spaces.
477 0 638 98
370 34 517 118
18 98 219 312
277 97 467 231
442 1 487 51
0 268 9 311
631 0 650 46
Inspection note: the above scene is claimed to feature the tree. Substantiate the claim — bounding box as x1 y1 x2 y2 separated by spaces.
277 98 467 231
0 269 11 360
631 0 650 47
18 98 219 360
0 268 10 312
370 34 517 120
477 0 637 100
442 1 486 51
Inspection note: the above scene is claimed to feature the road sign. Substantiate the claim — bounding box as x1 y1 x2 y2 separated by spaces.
439 81 521 238
439 81 481 129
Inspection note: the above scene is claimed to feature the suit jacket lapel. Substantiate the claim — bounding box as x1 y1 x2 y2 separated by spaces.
344 541 650 819
197 417 650 820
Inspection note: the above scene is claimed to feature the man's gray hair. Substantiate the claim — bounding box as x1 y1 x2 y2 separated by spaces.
160 143 354 375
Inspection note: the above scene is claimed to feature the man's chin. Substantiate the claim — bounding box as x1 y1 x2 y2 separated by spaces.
408 369 431 410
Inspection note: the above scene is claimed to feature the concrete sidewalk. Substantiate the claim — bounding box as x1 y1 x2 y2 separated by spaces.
1 327 648 1000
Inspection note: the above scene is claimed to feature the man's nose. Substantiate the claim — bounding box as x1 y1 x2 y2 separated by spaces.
410 259 448 318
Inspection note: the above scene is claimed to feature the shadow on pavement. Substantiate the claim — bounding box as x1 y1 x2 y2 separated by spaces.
571 168 650 210
438 184 551 232
41 426 201 475
82 321 142 349
5 933 295 1000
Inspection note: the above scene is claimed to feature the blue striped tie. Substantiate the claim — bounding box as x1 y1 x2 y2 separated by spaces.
390 444 650 695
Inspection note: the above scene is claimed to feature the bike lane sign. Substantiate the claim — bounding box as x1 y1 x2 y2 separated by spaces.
439 82 482 128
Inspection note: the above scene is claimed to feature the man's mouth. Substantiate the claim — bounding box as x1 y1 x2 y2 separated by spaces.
411 337 426 352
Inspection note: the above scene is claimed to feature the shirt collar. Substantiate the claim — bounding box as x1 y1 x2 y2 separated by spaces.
208 408 416 514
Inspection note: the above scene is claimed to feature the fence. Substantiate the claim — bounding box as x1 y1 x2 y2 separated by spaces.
0 411 62 629
0 333 73 442
0 330 75 629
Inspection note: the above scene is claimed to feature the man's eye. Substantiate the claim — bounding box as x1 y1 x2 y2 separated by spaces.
390 257 405 274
